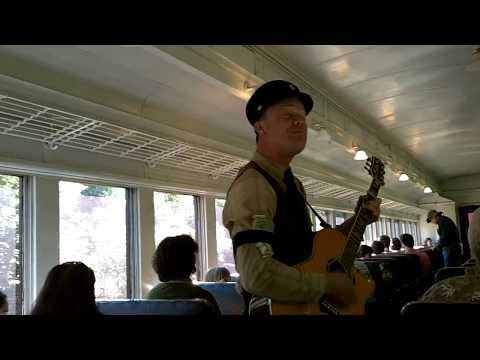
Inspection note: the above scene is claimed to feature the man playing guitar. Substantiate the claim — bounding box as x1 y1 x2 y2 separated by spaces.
223 80 382 315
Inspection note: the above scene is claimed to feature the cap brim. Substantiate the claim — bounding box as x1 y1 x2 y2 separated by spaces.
297 92 314 115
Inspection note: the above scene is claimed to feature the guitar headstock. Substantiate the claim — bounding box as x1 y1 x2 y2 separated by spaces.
365 156 385 186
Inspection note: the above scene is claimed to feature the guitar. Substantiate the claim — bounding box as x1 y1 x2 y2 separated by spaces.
270 156 385 315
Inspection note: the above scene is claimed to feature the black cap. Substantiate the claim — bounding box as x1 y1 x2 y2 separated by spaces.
245 80 314 126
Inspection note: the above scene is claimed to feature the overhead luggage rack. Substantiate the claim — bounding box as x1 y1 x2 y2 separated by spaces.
0 94 418 214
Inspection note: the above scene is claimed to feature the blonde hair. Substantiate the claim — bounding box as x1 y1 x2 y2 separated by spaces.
468 208 480 261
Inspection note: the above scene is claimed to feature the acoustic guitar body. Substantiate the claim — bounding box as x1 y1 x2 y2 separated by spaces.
270 228 375 315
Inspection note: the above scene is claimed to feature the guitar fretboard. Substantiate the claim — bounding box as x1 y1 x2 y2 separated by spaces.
339 166 383 272
340 210 371 271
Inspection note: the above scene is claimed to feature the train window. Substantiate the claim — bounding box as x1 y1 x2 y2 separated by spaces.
335 212 345 226
215 199 238 277
393 220 401 238
153 192 197 246
364 224 373 244
59 181 128 299
385 218 392 238
0 175 22 314
313 208 329 231
411 221 419 244
380 218 386 236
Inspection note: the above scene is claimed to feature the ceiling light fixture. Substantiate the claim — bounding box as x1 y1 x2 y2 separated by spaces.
354 149 368 161
423 186 433 194
399 173 409 182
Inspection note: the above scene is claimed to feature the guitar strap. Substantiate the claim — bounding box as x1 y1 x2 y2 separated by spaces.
299 192 332 229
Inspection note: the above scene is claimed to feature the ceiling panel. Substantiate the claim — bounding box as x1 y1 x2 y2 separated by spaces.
266 45 480 179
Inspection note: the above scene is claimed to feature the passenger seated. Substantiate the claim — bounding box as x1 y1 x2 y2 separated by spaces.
0 290 8 315
421 208 480 303
372 241 385 255
400 233 431 274
354 245 373 278
423 237 433 248
205 267 231 282
391 238 402 252
380 235 391 253
357 245 373 259
31 262 101 316
148 235 220 313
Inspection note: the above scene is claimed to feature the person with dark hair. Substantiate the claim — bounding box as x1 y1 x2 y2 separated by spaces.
205 267 231 282
400 233 431 274
148 235 220 313
391 238 402 251
357 245 373 259
31 262 100 316
426 209 461 267
423 237 433 248
372 241 385 255
0 290 8 315
380 235 391 253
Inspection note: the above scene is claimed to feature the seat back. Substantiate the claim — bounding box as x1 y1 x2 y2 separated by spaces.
96 299 217 315
401 301 480 317
197 282 244 315
435 267 465 282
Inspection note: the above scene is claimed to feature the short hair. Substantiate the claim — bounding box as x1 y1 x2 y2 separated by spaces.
391 238 402 251
372 241 385 255
152 235 198 282
31 262 98 316
400 233 415 248
358 245 373 258
205 267 231 282
379 235 391 247
0 290 6 306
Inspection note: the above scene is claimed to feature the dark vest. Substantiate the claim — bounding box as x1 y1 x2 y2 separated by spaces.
231 161 314 266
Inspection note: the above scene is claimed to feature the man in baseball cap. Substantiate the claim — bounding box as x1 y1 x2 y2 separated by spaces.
222 80 382 315
245 79 314 127
426 209 462 267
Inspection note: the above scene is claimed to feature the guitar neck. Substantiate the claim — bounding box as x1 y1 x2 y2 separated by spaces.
340 180 382 272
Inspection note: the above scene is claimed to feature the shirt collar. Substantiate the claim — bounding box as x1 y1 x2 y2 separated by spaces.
252 151 290 185
164 280 192 284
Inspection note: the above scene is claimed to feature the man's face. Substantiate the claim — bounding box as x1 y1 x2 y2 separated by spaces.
256 98 307 156
430 216 438 225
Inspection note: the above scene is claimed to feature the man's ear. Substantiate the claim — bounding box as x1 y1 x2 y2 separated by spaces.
255 121 265 135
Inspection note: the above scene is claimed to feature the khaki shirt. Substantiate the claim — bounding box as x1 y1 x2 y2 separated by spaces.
223 151 327 304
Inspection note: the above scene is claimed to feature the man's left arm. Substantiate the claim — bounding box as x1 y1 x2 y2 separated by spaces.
335 196 382 236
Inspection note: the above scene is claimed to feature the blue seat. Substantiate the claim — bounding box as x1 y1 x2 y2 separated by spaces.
197 282 244 315
96 299 217 315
